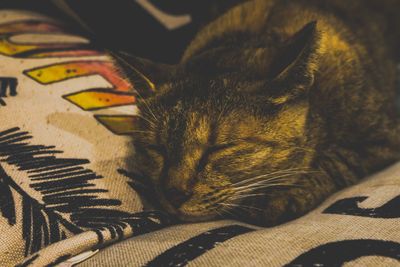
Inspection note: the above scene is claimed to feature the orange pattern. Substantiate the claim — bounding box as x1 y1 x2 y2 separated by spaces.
0 19 144 135
25 61 131 91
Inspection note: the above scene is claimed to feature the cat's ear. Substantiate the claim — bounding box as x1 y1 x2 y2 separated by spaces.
267 21 322 102
111 51 174 97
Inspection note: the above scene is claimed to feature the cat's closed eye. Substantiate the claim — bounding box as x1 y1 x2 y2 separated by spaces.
197 143 238 171
206 143 237 154
145 144 167 156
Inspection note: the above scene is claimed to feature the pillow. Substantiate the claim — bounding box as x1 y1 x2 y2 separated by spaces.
0 9 398 267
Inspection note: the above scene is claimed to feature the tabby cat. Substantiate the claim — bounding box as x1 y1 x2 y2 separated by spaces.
116 0 400 226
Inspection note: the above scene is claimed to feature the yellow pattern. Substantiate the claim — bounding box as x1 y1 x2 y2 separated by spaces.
65 91 136 111
95 116 138 135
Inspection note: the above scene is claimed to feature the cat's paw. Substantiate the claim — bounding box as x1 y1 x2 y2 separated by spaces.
239 195 299 227
260 195 304 226
238 189 320 227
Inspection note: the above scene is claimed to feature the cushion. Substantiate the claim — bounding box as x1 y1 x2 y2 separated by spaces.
0 9 399 267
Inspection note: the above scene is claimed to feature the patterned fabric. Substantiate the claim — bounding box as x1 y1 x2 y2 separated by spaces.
79 163 400 266
0 10 171 267
0 9 399 267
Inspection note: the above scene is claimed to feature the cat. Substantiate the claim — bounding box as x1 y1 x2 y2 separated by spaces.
115 0 400 226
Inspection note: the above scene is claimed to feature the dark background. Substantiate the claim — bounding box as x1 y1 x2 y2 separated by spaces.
0 0 244 63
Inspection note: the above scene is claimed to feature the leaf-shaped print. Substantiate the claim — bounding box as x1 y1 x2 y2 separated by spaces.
0 169 15 225
0 127 170 256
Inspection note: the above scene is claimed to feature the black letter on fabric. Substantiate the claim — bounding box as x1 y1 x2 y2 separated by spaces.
285 240 400 266
0 77 18 106
145 225 254 267
323 195 400 218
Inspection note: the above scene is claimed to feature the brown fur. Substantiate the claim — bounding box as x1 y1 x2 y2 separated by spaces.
118 0 400 226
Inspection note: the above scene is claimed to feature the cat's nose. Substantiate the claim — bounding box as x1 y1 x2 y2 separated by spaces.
164 188 192 208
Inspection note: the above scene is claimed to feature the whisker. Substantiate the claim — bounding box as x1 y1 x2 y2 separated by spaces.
128 130 155 134
235 182 304 195
220 202 263 212
233 173 298 191
232 171 320 189
228 193 265 201
214 208 223 218
219 205 236 218
109 50 159 122
134 114 157 129
231 168 312 187
236 176 295 190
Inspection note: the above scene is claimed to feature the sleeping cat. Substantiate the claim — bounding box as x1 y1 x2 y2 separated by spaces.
116 0 400 226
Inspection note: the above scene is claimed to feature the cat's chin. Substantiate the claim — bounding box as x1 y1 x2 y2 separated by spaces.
174 201 227 223
158 198 221 222
175 210 220 223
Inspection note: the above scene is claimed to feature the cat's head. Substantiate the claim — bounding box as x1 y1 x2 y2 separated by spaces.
118 22 323 223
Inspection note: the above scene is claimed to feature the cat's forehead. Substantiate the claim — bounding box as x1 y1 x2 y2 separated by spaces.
161 106 258 144
186 112 212 144
160 107 213 145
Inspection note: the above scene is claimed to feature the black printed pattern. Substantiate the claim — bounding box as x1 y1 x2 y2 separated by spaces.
0 127 170 256
324 195 400 218
145 225 255 266
15 254 39 267
0 77 18 106
285 239 400 266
